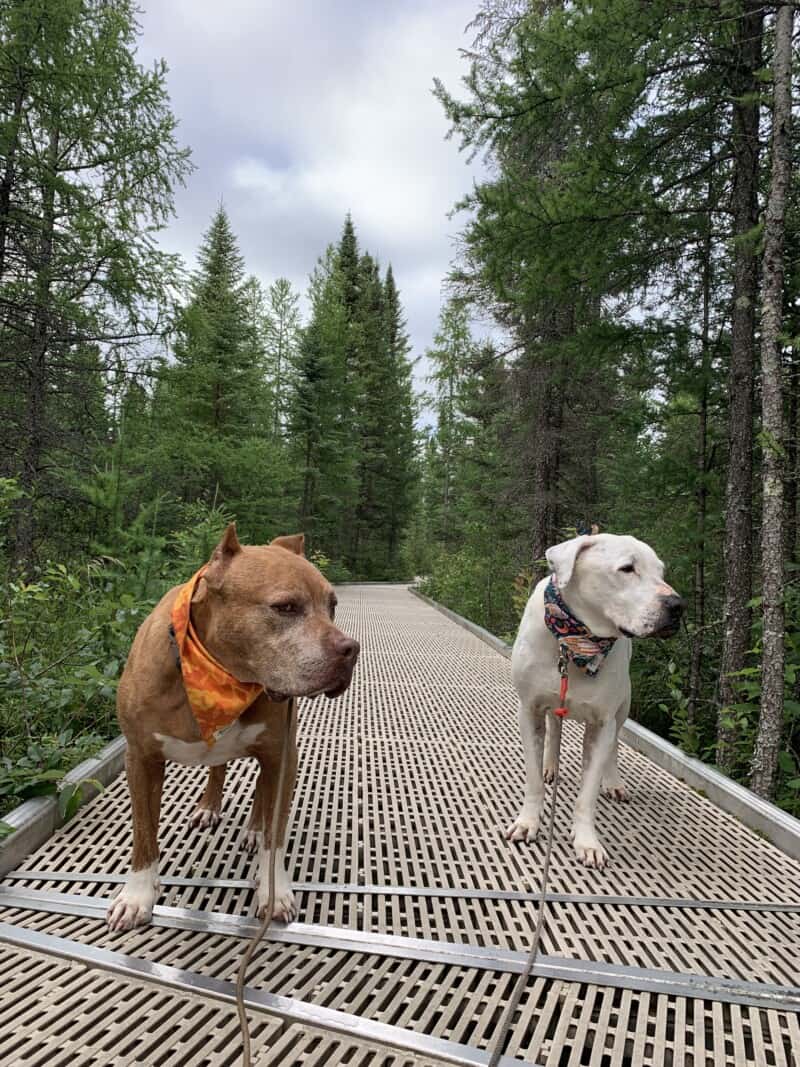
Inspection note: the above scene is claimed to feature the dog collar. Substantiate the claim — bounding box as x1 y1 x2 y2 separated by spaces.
170 566 263 745
543 577 617 676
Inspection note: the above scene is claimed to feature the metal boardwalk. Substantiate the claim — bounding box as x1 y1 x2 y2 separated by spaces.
1 584 799 1066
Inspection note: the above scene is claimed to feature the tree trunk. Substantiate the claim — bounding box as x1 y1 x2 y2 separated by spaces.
716 1 763 772
273 328 283 437
12 126 60 570
0 80 25 283
750 1 794 800
527 303 571 568
687 204 713 744
300 432 315 532
529 355 557 564
0 9 42 282
785 344 798 563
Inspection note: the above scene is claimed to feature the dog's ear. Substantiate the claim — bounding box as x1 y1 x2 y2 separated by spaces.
545 535 593 588
196 523 242 597
270 533 305 557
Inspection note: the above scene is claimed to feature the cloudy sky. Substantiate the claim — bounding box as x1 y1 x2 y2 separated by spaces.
136 0 486 372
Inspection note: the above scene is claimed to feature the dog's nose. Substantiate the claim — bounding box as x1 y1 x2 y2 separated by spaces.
334 635 360 664
662 594 684 619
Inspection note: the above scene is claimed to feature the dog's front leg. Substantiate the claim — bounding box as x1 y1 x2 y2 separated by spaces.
542 714 559 783
506 701 546 842
572 716 616 868
107 751 164 930
255 706 298 923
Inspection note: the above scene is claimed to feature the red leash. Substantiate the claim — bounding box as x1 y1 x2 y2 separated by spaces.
554 651 570 718
554 674 569 718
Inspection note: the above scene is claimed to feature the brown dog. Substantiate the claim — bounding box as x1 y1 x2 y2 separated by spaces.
107 525 359 932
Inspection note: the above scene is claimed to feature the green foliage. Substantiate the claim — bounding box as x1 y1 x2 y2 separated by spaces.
170 502 234 575
0 560 152 751
710 581 800 815
419 540 518 640
308 550 352 585
58 777 104 824
0 730 105 817
0 480 23 555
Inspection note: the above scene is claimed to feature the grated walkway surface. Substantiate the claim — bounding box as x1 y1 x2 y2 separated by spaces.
1 584 799 1066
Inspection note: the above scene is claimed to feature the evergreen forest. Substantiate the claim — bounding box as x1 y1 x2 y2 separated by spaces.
1 0 799 822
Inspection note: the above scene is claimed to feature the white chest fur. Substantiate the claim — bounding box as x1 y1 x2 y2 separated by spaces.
154 721 265 766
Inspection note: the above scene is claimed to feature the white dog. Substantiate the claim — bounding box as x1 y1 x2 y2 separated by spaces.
507 533 682 868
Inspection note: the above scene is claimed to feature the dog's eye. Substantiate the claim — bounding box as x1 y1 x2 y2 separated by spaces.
329 596 337 619
619 564 636 574
272 601 299 615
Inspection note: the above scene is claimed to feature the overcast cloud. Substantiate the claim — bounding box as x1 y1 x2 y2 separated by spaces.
136 1 485 373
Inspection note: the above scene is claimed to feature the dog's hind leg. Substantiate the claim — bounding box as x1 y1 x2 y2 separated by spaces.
107 751 164 931
601 704 631 803
191 764 226 829
254 702 298 922
506 701 546 842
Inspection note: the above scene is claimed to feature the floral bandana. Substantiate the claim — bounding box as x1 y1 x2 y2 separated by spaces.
543 576 617 676
170 566 263 746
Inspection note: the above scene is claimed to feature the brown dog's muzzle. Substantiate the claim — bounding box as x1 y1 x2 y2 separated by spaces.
324 633 360 698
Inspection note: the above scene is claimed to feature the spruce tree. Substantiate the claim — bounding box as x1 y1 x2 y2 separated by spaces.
382 265 417 573
264 278 302 437
289 247 357 556
289 217 417 575
149 207 275 538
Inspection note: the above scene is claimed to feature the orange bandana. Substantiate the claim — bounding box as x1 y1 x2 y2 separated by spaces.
170 566 263 745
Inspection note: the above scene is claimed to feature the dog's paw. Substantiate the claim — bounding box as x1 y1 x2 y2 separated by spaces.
573 835 608 869
505 812 540 843
241 828 261 853
106 872 159 932
190 805 221 830
256 887 298 924
543 765 555 784
602 782 630 803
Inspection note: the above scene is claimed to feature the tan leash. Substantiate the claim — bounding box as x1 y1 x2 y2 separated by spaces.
235 696 295 1067
487 666 570 1067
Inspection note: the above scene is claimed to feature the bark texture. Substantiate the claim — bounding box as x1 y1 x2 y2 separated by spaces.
749 2 794 799
716 1 763 771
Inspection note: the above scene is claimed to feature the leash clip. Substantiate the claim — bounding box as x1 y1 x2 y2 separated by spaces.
554 646 569 718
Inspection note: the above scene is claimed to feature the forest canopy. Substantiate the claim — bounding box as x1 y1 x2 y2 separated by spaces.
1 0 798 819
